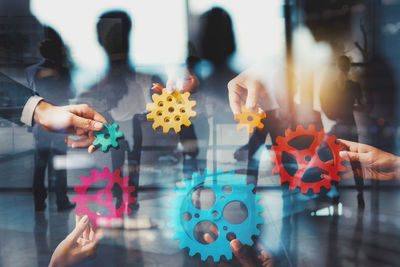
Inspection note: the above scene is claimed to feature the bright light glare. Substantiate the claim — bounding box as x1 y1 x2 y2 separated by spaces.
189 0 285 72
31 0 187 91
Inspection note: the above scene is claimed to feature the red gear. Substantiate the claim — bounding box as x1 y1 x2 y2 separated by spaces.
72 167 136 227
271 125 345 194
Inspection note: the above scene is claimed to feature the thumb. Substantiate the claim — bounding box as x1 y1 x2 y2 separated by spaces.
230 239 255 267
70 114 104 131
68 215 89 243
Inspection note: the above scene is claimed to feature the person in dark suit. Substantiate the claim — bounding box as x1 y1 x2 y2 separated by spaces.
320 55 365 208
0 72 107 143
26 38 75 211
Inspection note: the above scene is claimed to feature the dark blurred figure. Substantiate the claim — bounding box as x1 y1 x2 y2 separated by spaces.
197 7 237 108
78 11 158 210
320 55 365 208
25 31 75 211
190 7 238 170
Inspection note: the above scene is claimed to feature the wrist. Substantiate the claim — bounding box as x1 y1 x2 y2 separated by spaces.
33 100 51 125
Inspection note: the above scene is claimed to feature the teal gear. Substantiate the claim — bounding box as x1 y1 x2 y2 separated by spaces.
166 168 264 262
93 122 124 152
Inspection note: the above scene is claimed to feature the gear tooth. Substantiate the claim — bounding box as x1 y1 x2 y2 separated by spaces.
173 125 181 134
296 125 304 131
146 103 155 111
224 252 233 261
200 253 208 261
188 248 197 257
216 168 224 174
257 216 265 225
151 93 159 102
308 124 316 131
301 186 310 194
272 165 280 174
257 122 264 129
163 126 171 135
248 184 255 191
212 254 221 262
183 118 192 127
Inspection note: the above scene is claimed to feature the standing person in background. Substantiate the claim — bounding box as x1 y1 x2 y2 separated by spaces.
320 55 365 208
26 33 75 212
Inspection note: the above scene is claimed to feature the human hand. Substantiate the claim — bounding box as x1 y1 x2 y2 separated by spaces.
227 70 276 115
203 225 273 267
166 68 199 94
33 101 108 153
49 215 102 267
337 139 400 181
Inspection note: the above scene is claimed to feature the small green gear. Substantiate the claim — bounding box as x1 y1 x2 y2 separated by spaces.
93 122 124 152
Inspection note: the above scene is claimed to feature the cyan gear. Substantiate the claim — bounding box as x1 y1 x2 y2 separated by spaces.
93 122 124 152
166 168 264 262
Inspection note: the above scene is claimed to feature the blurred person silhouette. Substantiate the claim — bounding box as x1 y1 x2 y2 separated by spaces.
25 30 76 212
320 55 365 208
78 11 160 209
197 7 237 111
187 7 239 170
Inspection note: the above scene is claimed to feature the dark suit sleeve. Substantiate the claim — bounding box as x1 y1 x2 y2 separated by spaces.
0 72 35 125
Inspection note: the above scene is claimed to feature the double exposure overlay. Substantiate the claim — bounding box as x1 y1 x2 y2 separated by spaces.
0 0 399 266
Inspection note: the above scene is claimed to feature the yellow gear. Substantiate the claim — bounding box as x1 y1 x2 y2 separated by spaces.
234 106 266 134
146 88 196 134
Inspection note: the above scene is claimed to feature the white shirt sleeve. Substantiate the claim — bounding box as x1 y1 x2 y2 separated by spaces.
20 95 44 126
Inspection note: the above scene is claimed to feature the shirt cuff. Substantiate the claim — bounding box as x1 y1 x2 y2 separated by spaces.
20 96 44 126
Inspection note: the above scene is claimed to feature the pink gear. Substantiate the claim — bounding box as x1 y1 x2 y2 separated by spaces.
271 125 346 194
72 167 136 227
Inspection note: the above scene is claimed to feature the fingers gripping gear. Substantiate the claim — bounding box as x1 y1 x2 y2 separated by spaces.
234 106 266 134
93 122 124 152
146 88 196 134
166 169 264 262
72 167 136 227
271 125 346 194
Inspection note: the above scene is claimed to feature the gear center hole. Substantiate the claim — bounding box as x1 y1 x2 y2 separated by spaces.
104 133 110 139
247 116 253 122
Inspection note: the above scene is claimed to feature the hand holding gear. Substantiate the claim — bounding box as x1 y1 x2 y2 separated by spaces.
234 106 266 134
146 88 196 134
166 169 264 262
271 125 345 194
